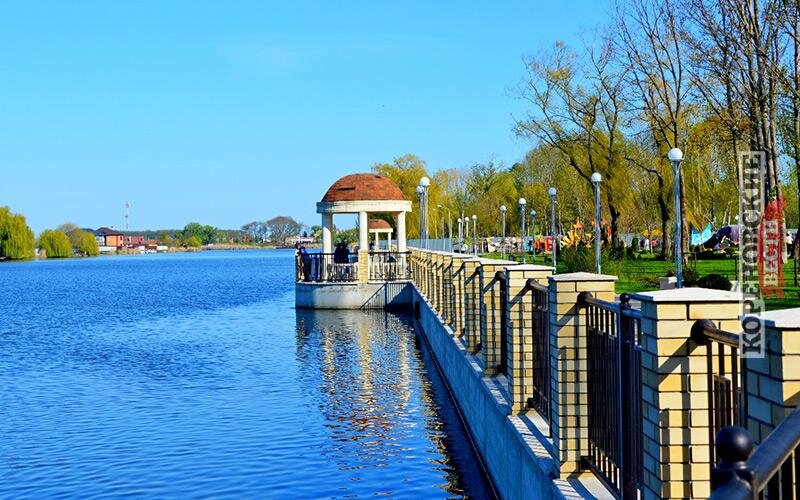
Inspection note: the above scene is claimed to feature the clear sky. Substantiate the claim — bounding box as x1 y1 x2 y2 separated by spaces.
0 1 608 233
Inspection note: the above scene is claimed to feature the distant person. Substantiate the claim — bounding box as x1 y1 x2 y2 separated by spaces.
298 245 311 281
334 242 349 264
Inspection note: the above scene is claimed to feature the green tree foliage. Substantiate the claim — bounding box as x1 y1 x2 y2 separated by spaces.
38 229 72 258
181 222 220 245
58 223 100 257
74 230 100 256
372 154 430 238
0 207 35 260
185 235 202 248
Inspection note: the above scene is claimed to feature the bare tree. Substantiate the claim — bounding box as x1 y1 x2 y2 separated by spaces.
515 38 634 246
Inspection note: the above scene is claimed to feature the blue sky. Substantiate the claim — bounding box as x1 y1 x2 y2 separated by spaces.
0 1 608 233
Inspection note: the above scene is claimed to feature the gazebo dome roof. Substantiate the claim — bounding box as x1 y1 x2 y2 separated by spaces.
368 219 392 230
321 173 405 203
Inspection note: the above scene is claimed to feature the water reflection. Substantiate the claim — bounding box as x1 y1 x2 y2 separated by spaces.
295 309 494 498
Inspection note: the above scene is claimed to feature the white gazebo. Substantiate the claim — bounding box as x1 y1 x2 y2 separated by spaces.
316 173 412 254
368 218 393 250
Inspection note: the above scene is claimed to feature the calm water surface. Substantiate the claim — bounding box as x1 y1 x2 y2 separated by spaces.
0 250 492 498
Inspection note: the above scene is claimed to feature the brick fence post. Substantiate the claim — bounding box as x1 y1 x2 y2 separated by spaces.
505 264 554 412
548 272 616 475
462 258 482 351
633 288 742 499
450 255 472 336
744 308 800 443
441 253 454 323
480 259 517 375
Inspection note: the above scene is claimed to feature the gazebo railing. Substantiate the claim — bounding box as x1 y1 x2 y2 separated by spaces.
297 252 358 283
368 251 410 281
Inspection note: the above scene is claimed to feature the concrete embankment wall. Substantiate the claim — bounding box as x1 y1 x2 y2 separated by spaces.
412 286 567 500
295 281 412 309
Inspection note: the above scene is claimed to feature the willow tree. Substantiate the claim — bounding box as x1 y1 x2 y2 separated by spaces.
38 229 72 258
372 154 429 238
0 207 35 260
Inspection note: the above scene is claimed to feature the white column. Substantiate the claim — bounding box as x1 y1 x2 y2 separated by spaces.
396 212 407 252
358 211 369 251
389 230 393 251
373 231 379 249
321 212 333 254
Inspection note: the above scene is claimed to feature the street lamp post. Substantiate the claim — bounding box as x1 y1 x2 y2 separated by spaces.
519 197 527 263
591 172 602 274
548 188 557 271
461 215 469 253
416 185 424 247
459 218 463 251
531 209 536 262
472 214 477 255
419 176 430 250
500 205 507 260
668 148 684 287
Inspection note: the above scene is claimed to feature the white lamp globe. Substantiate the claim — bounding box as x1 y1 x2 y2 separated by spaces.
500 205 507 213
531 209 536 216
667 148 684 162
519 197 527 206
472 214 477 221
548 187 557 197
419 176 431 187
591 172 602 183
416 185 424 194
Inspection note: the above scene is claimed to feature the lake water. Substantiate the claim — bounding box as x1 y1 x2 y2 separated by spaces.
0 250 492 499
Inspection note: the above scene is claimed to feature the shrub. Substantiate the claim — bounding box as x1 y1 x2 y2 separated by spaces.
697 273 732 291
625 246 638 260
667 266 699 286
607 244 626 261
561 245 594 273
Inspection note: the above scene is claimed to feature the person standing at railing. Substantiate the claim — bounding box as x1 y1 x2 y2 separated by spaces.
298 245 311 282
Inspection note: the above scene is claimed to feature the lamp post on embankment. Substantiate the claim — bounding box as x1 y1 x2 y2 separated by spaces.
591 172 602 274
668 148 684 288
500 205 507 260
548 188 557 271
531 209 536 262
472 214 477 255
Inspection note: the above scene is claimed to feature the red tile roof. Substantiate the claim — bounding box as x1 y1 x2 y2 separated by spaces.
368 219 392 230
321 173 405 202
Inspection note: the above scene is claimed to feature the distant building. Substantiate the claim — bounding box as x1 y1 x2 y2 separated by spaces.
95 227 124 247
287 236 315 246
123 235 145 246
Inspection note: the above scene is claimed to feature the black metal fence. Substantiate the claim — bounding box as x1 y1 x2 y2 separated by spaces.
368 251 410 281
296 252 358 283
496 271 508 376
527 278 550 419
579 292 643 499
711 406 800 499
691 319 746 467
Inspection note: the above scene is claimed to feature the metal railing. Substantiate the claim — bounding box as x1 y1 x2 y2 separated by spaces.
368 251 410 281
296 252 358 283
691 319 746 467
496 271 508 377
579 292 643 499
711 407 800 499
526 278 550 419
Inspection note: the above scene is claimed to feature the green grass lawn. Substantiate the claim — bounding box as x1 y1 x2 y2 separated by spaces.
478 251 800 310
